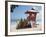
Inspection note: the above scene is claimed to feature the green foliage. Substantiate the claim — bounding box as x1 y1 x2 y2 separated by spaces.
11 5 19 12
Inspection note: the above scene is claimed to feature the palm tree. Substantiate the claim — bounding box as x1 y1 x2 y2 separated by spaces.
11 5 19 13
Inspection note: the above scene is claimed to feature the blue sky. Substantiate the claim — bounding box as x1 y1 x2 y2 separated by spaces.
10 5 42 24
10 5 33 20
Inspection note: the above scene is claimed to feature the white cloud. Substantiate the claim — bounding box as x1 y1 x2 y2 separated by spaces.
33 6 42 24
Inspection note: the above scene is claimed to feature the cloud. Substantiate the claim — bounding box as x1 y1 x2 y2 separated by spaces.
33 6 42 24
33 6 42 12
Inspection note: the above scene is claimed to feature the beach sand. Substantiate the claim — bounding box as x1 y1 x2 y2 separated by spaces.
10 23 42 32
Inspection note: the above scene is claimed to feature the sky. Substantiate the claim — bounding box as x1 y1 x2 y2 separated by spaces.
10 5 42 24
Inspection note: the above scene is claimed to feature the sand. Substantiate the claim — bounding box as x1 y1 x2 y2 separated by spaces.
10 24 42 32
